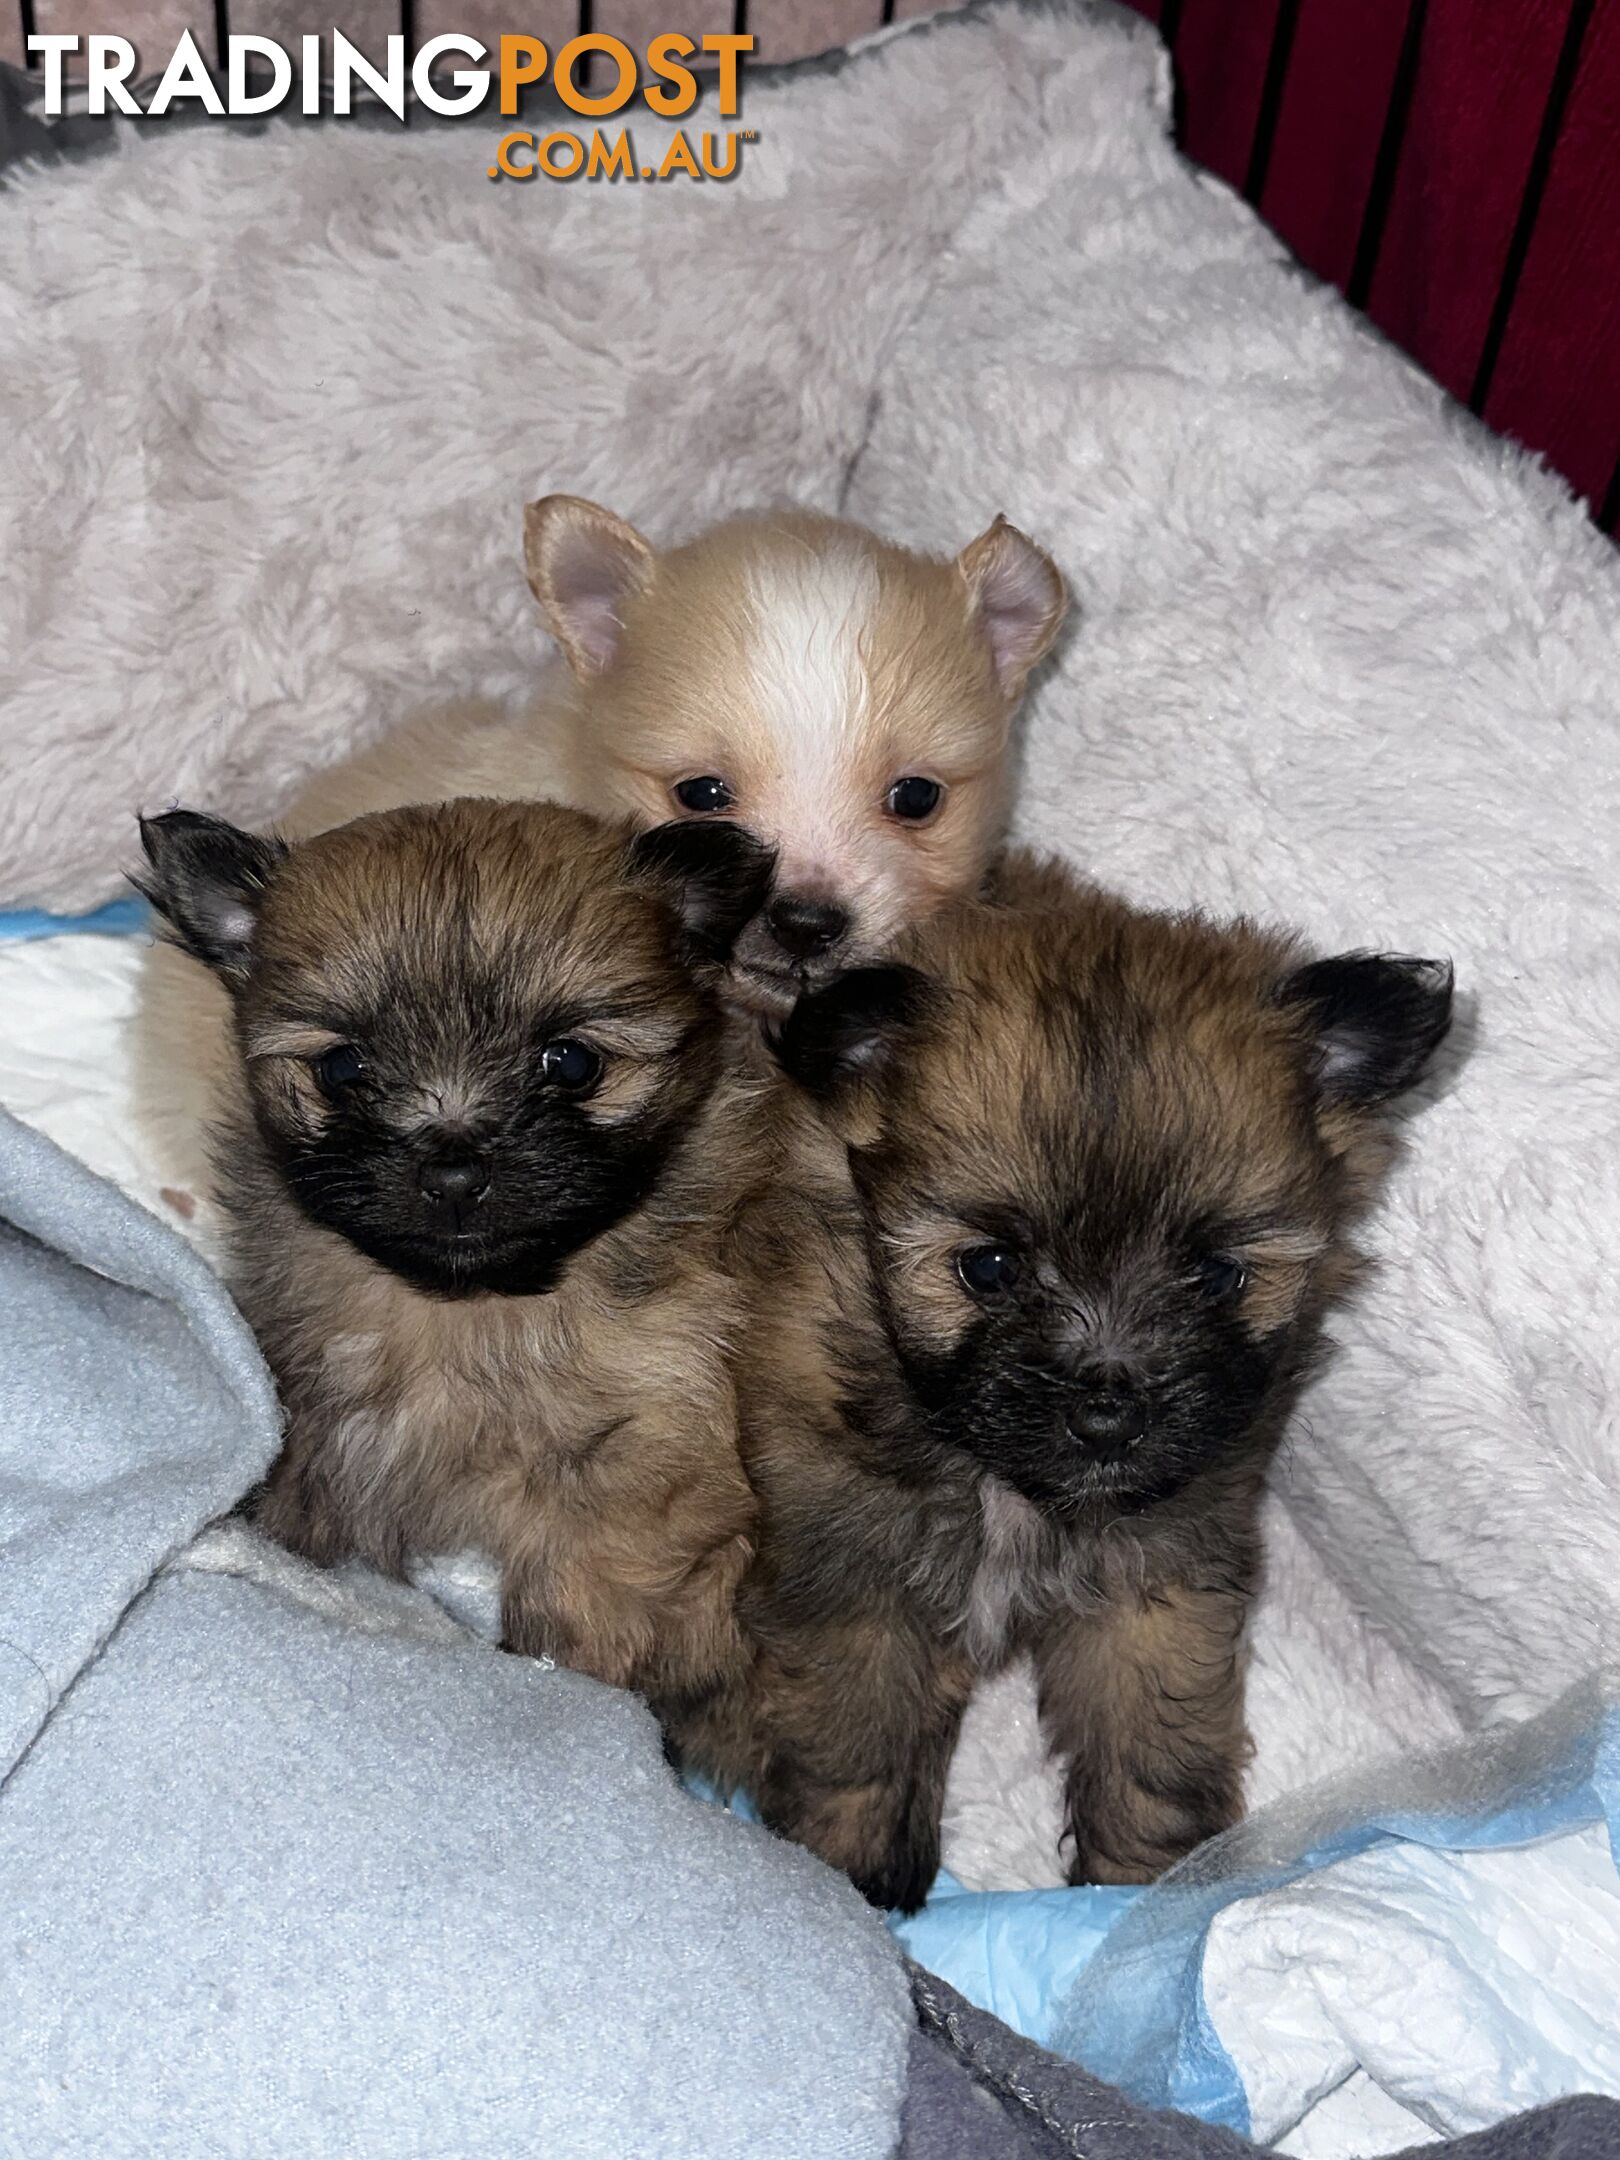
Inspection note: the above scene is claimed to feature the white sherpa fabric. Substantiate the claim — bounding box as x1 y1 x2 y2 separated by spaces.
0 45 979 911
1 0 1617 1911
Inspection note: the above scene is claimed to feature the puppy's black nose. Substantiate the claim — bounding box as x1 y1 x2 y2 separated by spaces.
1068 1364 1148 1458
765 893 848 961
417 1152 490 1207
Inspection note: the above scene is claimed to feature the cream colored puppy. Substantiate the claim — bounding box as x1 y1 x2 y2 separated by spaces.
132 498 1066 1218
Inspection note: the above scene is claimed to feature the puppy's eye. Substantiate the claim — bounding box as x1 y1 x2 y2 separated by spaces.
956 1243 1022 1297
540 1038 603 1092
673 776 735 816
312 1043 365 1098
886 777 943 823
1196 1255 1248 1302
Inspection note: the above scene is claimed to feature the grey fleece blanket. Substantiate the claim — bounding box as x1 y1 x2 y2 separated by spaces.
0 1106 911 2157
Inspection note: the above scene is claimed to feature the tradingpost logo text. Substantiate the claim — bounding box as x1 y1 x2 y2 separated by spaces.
27 30 756 182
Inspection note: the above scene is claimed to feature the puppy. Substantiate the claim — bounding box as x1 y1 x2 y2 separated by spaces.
670 854 1453 1908
136 798 771 1703
519 497 1066 1002
286 498 1066 998
131 500 1064 1221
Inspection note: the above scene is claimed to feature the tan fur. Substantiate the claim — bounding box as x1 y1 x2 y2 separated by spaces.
1034 1584 1252 1884
251 1159 755 1695
170 799 761 1705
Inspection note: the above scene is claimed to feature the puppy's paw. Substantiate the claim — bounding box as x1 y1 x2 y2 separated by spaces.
1066 1841 1161 1888
763 1764 947 1914
849 1831 940 1915
248 1468 357 1569
1065 1770 1242 1885
497 1599 565 1668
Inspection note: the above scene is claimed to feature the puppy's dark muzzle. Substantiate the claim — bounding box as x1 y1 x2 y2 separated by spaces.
1066 1364 1149 1462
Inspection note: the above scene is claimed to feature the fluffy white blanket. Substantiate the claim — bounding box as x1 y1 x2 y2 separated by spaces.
1 0 1616 1933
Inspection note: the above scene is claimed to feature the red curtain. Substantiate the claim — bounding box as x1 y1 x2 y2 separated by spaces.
1125 0 1620 533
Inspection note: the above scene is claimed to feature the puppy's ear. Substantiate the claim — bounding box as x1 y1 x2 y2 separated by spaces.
134 810 287 985
955 514 1067 701
772 967 936 1099
1279 952 1454 1104
524 494 654 677
628 820 776 965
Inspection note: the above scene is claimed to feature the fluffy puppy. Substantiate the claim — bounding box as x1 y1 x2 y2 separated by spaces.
671 855 1453 1908
132 500 1064 1217
289 499 1065 996
520 498 1066 1002
136 798 771 1703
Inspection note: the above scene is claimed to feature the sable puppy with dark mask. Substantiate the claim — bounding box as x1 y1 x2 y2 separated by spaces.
668 854 1453 1909
136 797 772 1704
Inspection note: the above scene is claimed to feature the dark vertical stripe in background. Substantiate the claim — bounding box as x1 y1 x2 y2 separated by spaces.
19 0 36 67
1252 1 1410 294
1176 0 1291 186
1242 0 1300 206
1472 0 1620 509
213 0 230 70
1467 0 1595 413
1346 0 1428 310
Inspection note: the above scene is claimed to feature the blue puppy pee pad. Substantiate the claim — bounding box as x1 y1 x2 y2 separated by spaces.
892 1874 1141 2051
0 895 149 941
857 1679 1620 2138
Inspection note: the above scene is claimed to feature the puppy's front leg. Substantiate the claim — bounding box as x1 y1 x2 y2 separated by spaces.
751 1622 973 1914
1035 1584 1250 1884
497 1448 755 1698
497 1550 654 1687
253 1423 362 1569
